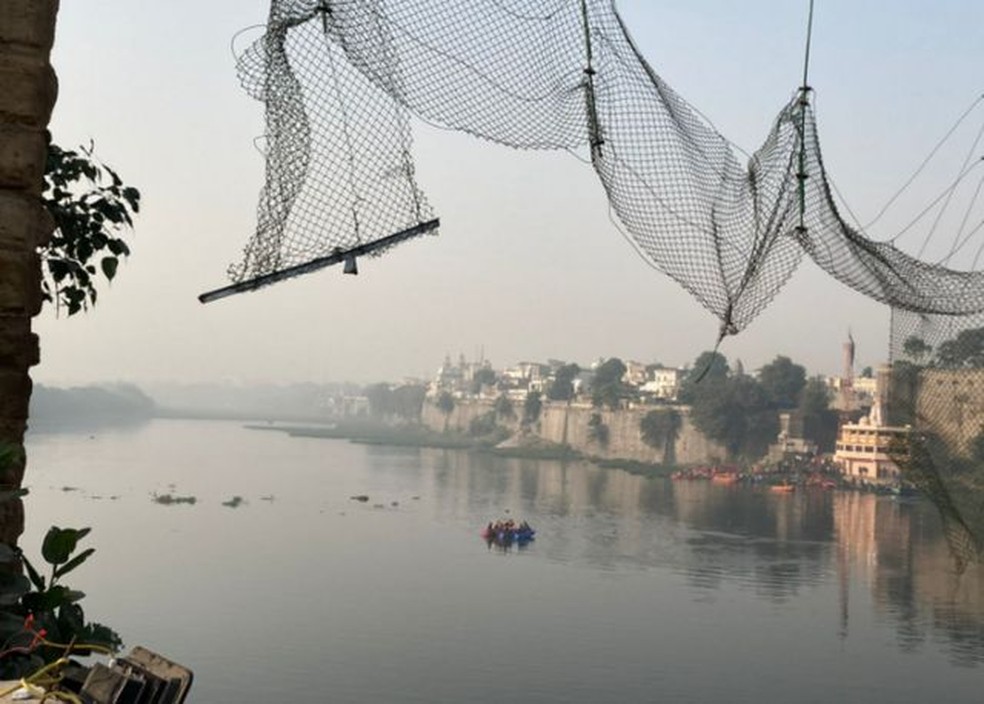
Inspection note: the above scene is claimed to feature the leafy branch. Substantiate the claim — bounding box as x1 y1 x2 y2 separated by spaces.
41 141 140 315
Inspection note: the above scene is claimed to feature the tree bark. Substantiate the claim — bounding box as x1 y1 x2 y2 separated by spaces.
0 0 59 546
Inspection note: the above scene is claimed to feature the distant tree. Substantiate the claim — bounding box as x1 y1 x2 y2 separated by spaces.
592 358 628 409
365 383 393 418
494 393 515 421
436 391 455 432
639 408 682 465
470 367 497 395
523 390 543 425
392 384 426 421
860 366 874 378
758 355 806 409
42 143 141 315
902 335 933 365
587 412 609 446
936 327 984 368
677 351 729 404
690 375 776 460
885 361 919 426
468 410 498 437
547 363 580 401
797 376 839 453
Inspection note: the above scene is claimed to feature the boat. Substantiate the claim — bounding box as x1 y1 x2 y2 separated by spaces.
481 522 535 544
769 484 795 493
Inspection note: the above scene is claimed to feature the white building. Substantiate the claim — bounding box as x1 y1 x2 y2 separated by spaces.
833 400 908 487
641 367 684 401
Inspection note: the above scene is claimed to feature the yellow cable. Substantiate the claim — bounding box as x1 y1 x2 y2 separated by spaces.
39 637 116 656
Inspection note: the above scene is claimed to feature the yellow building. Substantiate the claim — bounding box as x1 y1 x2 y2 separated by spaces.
834 401 909 486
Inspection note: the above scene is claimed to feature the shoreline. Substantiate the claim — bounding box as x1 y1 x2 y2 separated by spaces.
242 421 680 478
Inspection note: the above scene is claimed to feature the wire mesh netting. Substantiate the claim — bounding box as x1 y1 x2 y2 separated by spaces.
225 0 984 562
229 0 437 286
227 0 984 334
889 309 984 569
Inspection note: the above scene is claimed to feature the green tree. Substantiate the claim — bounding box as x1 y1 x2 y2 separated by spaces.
547 363 580 401
640 408 682 464
470 367 497 395
436 391 455 432
365 383 393 418
758 355 806 409
903 335 933 365
42 143 140 315
936 327 984 368
690 375 776 460
494 393 515 420
523 390 543 425
798 376 839 452
587 412 609 446
677 351 729 403
468 411 498 437
592 358 628 409
392 384 426 421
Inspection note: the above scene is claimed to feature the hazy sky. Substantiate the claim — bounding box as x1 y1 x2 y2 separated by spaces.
36 1 984 386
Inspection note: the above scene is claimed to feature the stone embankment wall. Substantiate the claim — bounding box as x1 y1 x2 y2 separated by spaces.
916 368 984 456
420 398 726 465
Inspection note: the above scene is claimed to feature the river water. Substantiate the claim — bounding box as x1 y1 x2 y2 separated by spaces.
21 419 984 703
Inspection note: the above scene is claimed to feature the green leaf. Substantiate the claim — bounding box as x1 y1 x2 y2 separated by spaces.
41 526 90 565
56 602 84 635
53 547 95 580
21 553 46 591
106 239 130 257
100 257 118 281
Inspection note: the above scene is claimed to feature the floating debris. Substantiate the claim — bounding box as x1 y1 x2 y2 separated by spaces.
390 501 399 507
350 495 370 502
61 486 80 492
152 493 197 506
222 496 245 509
260 495 275 502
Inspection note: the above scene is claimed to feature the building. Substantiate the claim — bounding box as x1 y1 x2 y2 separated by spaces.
768 411 818 461
640 367 684 401
834 400 908 487
622 360 649 387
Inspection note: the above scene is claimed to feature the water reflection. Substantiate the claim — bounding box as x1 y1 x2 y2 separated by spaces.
368 447 984 666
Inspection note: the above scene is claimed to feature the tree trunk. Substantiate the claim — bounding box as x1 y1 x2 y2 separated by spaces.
0 0 59 546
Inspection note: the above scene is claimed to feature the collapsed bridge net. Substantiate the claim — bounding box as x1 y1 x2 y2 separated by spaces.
234 0 984 334
889 308 984 569
231 1 436 284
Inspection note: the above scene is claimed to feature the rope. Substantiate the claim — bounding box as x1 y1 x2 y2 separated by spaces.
876 93 984 233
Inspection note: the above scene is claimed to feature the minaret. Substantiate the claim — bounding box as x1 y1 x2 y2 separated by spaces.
841 330 855 411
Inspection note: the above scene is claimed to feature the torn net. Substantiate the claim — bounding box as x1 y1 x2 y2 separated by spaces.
230 0 984 333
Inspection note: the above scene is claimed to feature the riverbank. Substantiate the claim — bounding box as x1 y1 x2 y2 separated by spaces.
244 421 679 478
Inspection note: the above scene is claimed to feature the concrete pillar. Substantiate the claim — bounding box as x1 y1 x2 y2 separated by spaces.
0 0 59 545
